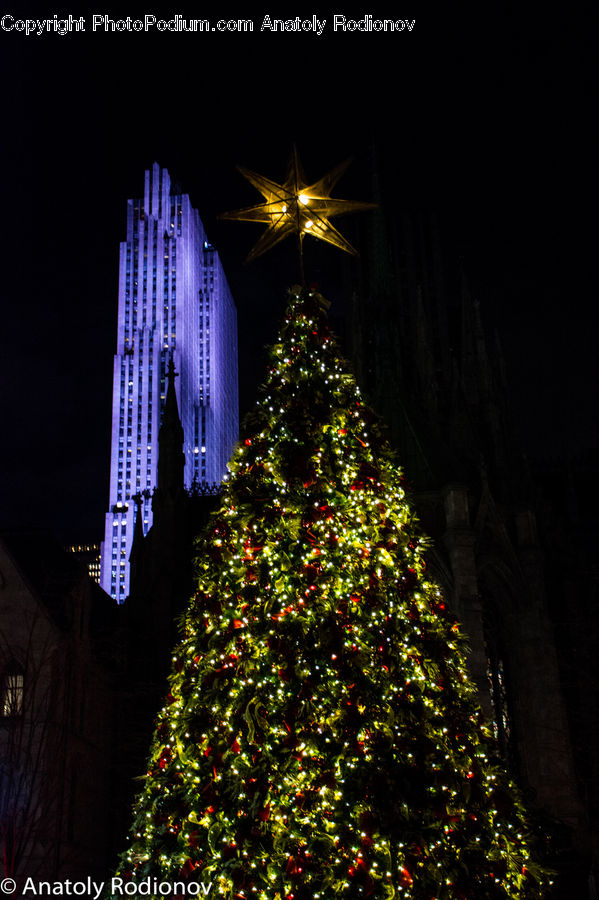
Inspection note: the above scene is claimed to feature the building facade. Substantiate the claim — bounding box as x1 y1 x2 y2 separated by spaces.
0 532 116 884
66 542 101 584
344 150 591 891
100 164 238 601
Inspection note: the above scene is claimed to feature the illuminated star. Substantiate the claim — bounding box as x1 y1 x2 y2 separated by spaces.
220 147 376 262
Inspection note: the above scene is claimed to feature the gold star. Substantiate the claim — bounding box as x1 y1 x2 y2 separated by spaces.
220 147 376 262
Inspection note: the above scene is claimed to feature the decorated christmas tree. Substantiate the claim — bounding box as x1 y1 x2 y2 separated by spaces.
116 280 549 898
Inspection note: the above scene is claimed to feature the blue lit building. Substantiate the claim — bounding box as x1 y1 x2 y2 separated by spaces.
100 164 238 601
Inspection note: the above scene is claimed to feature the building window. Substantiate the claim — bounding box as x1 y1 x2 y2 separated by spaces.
1 667 24 718
487 655 511 754
484 605 514 765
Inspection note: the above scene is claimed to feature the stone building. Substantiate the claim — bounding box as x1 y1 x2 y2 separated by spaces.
345 171 594 892
0 532 117 884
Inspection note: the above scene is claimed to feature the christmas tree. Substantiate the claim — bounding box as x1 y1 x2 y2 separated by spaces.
116 285 549 899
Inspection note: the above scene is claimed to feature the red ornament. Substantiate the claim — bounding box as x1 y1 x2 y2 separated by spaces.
180 859 197 879
399 866 413 887
158 748 172 769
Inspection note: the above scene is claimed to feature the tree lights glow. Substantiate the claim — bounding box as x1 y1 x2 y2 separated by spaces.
116 287 549 898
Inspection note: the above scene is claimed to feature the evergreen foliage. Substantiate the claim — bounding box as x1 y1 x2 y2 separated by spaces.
117 287 549 899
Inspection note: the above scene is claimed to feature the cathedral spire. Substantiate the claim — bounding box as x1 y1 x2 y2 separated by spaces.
129 492 146 590
156 356 185 500
459 271 491 404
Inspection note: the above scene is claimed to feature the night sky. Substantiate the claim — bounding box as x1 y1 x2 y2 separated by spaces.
0 4 596 542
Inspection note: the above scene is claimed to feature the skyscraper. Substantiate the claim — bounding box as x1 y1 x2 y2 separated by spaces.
100 164 238 601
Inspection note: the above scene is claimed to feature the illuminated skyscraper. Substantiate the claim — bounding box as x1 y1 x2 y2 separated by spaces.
100 164 238 601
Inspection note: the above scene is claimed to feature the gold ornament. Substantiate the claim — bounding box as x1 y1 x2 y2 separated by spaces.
220 147 375 262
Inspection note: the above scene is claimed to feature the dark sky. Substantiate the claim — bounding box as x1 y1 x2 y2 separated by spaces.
0 4 596 541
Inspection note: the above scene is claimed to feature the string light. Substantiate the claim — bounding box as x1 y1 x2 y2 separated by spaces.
114 287 550 899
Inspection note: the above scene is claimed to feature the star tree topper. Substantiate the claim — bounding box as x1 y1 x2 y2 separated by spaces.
220 147 376 262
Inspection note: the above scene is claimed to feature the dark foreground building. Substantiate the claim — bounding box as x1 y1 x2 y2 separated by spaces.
0 532 116 881
344 168 596 892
